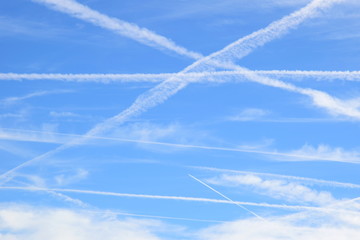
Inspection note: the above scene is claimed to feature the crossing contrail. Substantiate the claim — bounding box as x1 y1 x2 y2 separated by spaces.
0 0 344 184
189 174 265 220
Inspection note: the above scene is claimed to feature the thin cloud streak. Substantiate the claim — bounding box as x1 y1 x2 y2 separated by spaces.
87 210 226 223
0 0 343 183
0 89 73 105
207 174 336 206
2 70 360 83
189 174 265 221
1 128 360 163
193 166 360 189
201 0 344 64
0 186 351 213
31 0 202 59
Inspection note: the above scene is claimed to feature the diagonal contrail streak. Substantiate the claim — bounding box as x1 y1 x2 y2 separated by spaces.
2 70 360 83
0 0 344 184
31 0 203 60
189 174 265 220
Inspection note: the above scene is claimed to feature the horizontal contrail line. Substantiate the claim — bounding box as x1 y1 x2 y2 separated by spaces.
86 210 226 223
191 166 360 189
1 70 360 83
0 186 347 212
0 128 358 163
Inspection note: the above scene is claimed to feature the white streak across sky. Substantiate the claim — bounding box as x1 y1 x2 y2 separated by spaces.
2 128 360 164
0 186 355 213
192 166 360 189
1 70 360 83
31 0 203 60
0 0 345 184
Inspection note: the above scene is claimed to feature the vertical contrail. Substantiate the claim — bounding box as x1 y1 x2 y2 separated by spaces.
0 0 343 183
189 174 266 221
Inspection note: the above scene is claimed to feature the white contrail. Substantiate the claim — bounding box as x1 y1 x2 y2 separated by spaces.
189 174 265 221
0 186 348 212
2 128 360 163
86 210 226 223
198 0 345 64
0 0 344 183
31 0 202 60
222 65 360 119
2 70 360 83
192 166 360 189
0 89 73 105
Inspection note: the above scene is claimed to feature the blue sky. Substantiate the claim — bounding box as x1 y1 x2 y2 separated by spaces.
1 0 360 239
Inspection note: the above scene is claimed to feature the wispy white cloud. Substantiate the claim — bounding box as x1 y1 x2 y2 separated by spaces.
49 111 79 117
282 144 360 163
111 122 184 142
227 108 269 121
0 141 35 158
1 203 360 240
1 128 359 164
0 16 71 38
54 168 88 186
0 204 166 240
207 174 336 206
0 90 73 106
197 210 360 240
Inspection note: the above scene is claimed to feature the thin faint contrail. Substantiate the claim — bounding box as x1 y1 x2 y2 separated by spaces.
2 70 360 83
0 89 73 105
189 174 265 221
86 210 226 223
191 166 360 189
0 0 344 183
0 186 347 212
31 0 202 60
2 127 360 163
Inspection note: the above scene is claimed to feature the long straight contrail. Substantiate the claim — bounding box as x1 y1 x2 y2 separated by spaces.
192 166 360 189
31 0 202 60
0 186 349 212
189 174 265 220
197 0 345 64
2 70 360 83
2 128 360 163
86 210 226 223
0 0 344 183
